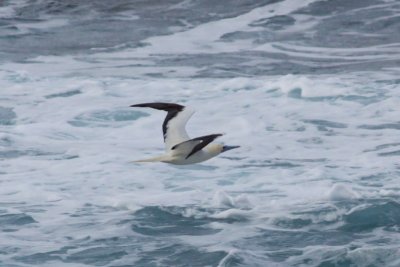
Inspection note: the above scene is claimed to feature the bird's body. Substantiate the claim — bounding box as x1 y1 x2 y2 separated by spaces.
135 144 223 165
131 102 239 165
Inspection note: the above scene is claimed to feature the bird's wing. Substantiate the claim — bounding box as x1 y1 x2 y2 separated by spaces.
130 102 195 150
171 134 223 159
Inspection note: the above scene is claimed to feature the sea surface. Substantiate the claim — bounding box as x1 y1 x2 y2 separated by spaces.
1 0 400 266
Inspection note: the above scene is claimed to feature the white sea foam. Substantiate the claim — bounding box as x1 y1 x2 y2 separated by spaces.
212 191 252 209
2 72 396 243
1 0 400 265
0 0 29 18
327 184 360 201
2 66 400 267
210 209 252 221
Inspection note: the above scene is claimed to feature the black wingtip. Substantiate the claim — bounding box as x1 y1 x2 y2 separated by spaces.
130 102 185 111
222 145 240 153
130 103 153 107
213 133 224 139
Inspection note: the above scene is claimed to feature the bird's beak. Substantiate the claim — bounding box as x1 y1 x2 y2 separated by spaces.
222 145 240 153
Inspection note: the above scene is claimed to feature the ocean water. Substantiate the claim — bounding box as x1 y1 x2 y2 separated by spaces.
1 0 400 266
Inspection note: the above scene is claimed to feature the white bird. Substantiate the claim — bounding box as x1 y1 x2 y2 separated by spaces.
131 102 239 165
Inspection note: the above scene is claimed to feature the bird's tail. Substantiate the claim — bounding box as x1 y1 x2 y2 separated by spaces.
131 154 170 163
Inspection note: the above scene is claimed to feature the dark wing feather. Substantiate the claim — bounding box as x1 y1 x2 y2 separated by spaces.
172 134 223 159
130 103 184 111
130 102 185 140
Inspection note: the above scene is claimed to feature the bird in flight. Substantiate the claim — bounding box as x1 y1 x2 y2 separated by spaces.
131 102 239 165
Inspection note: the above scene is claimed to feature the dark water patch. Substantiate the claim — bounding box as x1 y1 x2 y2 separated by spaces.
365 14 400 32
217 179 235 186
376 143 400 150
13 246 76 265
303 120 347 131
68 109 148 127
134 244 228 267
1 0 270 63
249 15 295 30
287 230 355 247
145 72 165 78
0 135 13 147
63 237 141 266
287 88 302 98
315 247 398 267
266 249 303 262
340 94 385 105
157 50 320 78
326 165 340 169
274 217 313 229
266 124 306 132
230 189 276 195
358 173 387 187
364 142 400 152
45 89 81 99
15 252 62 265
130 206 220 236
238 228 355 260
358 122 400 130
359 173 385 181
378 150 400 157
1 0 399 77
0 107 16 125
0 213 36 227
0 149 58 159
220 156 246 161
377 78 400 85
0 213 36 225
296 0 400 49
53 154 79 160
0 150 25 159
236 159 303 169
161 49 400 78
0 263 23 267
0 202 27 207
317 256 354 267
0 246 20 256
341 201 400 232
287 158 327 163
15 244 123 266
70 203 120 218
297 137 324 145
287 91 385 105
295 0 375 16
65 247 128 266
13 235 229 267
220 31 258 42
48 131 79 141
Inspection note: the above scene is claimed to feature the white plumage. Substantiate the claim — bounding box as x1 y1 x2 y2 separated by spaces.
163 106 194 151
131 102 239 165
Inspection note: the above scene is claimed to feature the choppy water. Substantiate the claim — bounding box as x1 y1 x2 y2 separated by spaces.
1 0 400 266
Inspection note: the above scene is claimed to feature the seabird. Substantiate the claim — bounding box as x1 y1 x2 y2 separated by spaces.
131 102 239 165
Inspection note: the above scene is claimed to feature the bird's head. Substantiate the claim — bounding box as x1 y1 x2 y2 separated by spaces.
206 143 240 155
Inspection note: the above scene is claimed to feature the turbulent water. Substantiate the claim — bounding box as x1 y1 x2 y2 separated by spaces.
1 0 400 266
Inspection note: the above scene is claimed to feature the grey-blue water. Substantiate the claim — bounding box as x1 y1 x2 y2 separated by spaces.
1 0 400 266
